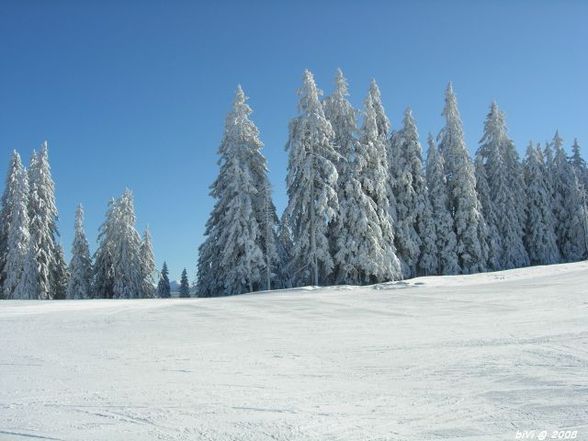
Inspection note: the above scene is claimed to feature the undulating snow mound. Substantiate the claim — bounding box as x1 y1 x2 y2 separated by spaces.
1 261 587 441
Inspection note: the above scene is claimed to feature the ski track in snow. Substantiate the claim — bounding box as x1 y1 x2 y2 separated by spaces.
0 262 587 440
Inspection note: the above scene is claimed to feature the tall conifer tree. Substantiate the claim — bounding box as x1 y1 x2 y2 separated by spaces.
437 83 485 273
425 136 459 275
66 205 93 299
2 152 30 298
476 103 529 269
284 70 339 286
197 86 276 296
523 143 560 264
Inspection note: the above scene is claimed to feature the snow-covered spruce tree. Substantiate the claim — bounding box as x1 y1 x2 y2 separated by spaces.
66 205 93 299
437 83 486 273
425 135 459 275
276 212 294 288
226 87 279 291
198 86 276 296
390 108 438 277
476 102 529 270
0 158 14 294
27 142 62 299
570 138 588 193
416 191 438 276
14 238 37 299
111 189 143 298
93 198 117 298
523 143 560 265
358 92 401 277
502 132 528 254
332 93 401 284
0 152 19 294
368 79 391 141
196 230 222 297
551 132 588 261
247 117 279 292
284 70 339 286
323 69 357 183
368 79 398 221
569 138 588 246
550 132 571 257
258 181 279 291
543 141 555 177
139 228 156 298
1 152 30 298
157 261 171 298
52 244 69 299
179 268 190 298
323 69 359 283
474 155 501 270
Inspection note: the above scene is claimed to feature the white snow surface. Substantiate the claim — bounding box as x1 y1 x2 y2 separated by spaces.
1 261 587 440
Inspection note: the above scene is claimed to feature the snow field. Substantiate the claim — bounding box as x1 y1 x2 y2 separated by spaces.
0 261 587 440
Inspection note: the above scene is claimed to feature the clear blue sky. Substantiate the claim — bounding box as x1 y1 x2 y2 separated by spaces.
0 0 586 281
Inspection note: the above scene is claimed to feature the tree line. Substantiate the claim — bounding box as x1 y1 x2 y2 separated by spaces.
1 69 587 299
197 69 588 296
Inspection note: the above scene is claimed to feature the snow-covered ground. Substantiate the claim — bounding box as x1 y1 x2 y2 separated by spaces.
1 262 587 441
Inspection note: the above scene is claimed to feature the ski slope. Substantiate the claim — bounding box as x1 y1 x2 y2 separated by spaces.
1 262 587 441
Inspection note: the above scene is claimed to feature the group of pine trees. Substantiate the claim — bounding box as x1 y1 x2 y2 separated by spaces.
1 71 586 300
0 143 194 299
197 69 588 296
90 189 157 299
0 143 68 299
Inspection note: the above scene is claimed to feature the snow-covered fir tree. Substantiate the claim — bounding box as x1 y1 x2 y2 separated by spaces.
257 181 279 291
368 79 391 140
476 102 529 270
157 261 171 298
368 79 398 220
323 69 357 183
569 138 588 248
474 155 501 270
416 192 438 276
551 132 588 261
196 228 222 297
139 228 156 298
1 152 30 299
276 212 294 288
0 159 14 294
197 86 276 296
93 198 117 298
523 142 560 265
333 92 401 284
437 83 486 273
111 190 143 298
14 237 38 299
66 205 93 299
323 68 358 282
92 190 146 299
52 244 69 299
357 92 400 279
425 135 459 275
248 125 279 292
570 138 588 192
500 121 528 255
284 70 339 286
179 268 190 298
27 142 62 299
390 108 436 277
